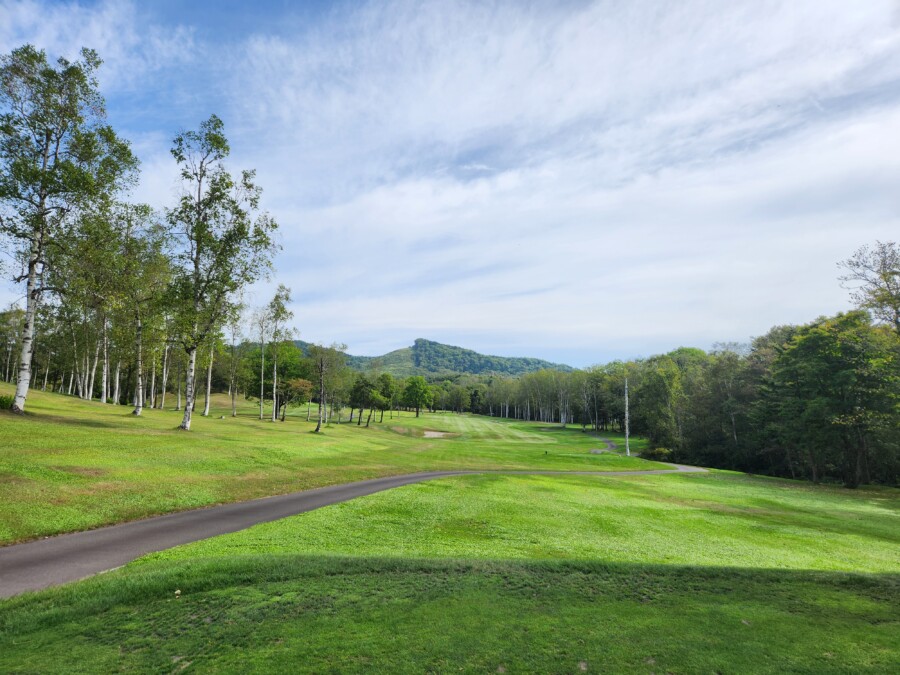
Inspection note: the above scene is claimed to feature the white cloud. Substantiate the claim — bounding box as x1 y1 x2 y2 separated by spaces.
0 0 196 92
1 0 899 365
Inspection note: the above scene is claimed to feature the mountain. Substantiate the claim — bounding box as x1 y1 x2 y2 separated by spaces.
295 338 573 377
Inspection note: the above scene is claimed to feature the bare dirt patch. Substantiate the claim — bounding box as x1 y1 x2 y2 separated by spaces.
51 466 107 477
0 473 27 484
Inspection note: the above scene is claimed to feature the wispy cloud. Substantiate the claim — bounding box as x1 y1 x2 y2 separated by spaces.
2 0 899 365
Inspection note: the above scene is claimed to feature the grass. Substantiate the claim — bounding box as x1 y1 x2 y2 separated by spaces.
2 383 897 672
1 557 896 673
141 473 900 573
1 472 897 672
0 382 658 544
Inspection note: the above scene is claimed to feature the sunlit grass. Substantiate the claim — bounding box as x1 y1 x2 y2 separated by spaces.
0 382 662 543
2 471 897 673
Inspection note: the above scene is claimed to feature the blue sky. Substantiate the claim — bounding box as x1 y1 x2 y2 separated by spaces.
2 0 899 366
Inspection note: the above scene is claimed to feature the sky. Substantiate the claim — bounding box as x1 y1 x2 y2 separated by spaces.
1 0 899 367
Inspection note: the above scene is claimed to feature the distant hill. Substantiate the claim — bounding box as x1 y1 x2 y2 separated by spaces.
295 338 573 377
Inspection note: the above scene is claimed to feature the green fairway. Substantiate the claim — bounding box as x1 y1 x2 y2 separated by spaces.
1 471 897 673
142 473 900 573
0 383 658 544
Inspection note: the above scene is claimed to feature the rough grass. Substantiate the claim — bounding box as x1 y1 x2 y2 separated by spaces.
0 382 659 544
2 470 897 672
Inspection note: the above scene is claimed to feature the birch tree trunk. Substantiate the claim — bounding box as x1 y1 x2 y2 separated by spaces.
180 346 198 429
113 360 121 405
202 343 213 416
160 342 169 410
11 236 40 413
87 338 100 401
315 376 325 433
132 317 144 416
271 350 278 422
100 322 109 403
259 337 265 420
149 349 157 409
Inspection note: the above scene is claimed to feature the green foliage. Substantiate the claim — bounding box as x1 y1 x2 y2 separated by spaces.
298 338 574 377
411 338 572 375
840 240 900 335
639 446 673 461
766 311 899 487
0 44 138 412
402 375 432 415
0 394 13 409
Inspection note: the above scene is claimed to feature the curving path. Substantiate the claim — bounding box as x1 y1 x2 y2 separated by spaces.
0 464 705 599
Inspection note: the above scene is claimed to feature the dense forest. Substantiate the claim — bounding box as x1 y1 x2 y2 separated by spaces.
1 44 897 488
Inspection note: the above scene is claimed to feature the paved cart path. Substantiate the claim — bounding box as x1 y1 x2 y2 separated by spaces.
0 464 705 598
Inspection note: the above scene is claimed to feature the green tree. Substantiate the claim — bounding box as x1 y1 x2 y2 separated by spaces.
377 372 398 420
267 284 293 422
770 311 897 487
167 115 277 430
0 45 137 413
840 241 900 336
310 343 347 433
404 375 432 417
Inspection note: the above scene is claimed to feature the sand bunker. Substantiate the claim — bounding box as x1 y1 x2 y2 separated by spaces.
423 430 451 438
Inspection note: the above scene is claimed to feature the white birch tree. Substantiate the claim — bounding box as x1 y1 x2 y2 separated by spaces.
0 45 137 413
167 115 277 431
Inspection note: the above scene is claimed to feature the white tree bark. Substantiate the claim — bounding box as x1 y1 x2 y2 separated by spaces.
149 348 157 409
259 336 265 420
113 360 121 405
179 346 198 430
160 342 170 410
87 338 100 401
202 343 213 416
132 317 144 416
100 322 109 403
11 226 40 413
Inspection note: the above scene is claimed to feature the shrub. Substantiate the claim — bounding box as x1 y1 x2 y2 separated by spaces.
640 446 673 461
0 395 15 410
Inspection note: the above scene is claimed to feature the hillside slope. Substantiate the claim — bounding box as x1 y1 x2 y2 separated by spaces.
296 338 573 377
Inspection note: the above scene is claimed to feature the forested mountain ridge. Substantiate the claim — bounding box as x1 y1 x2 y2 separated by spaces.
295 338 573 376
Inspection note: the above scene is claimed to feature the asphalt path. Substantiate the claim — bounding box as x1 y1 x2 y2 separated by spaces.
0 464 705 598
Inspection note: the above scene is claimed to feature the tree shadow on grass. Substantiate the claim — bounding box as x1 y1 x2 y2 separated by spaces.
1 556 897 673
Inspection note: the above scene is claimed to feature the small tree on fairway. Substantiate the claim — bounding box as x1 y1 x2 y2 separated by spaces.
167 115 277 430
310 343 347 433
268 284 293 422
0 45 137 413
403 375 432 417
